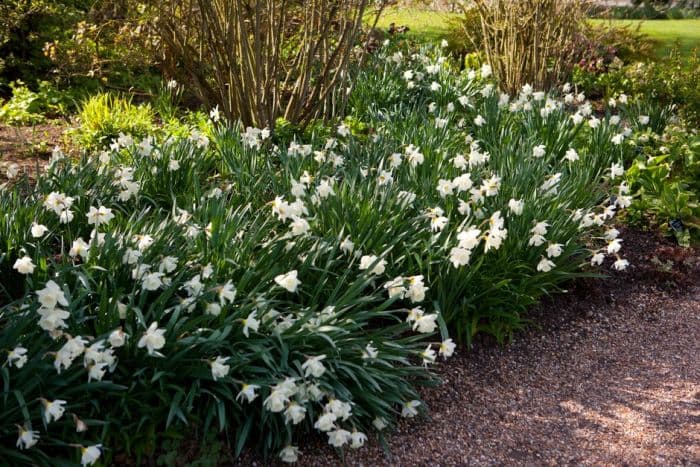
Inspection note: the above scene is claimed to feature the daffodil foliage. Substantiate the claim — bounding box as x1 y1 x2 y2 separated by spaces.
0 42 653 465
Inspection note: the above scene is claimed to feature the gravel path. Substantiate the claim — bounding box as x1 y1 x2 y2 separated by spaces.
283 229 700 466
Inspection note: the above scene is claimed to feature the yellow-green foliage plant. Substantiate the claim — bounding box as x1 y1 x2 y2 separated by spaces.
72 93 155 151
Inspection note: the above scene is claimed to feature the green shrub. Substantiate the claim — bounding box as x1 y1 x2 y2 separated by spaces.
0 80 78 125
445 6 483 59
0 81 45 125
574 47 700 127
589 1 700 19
622 115 700 246
0 0 90 88
72 93 155 151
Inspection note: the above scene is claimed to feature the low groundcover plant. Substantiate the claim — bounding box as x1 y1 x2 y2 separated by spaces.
0 42 650 465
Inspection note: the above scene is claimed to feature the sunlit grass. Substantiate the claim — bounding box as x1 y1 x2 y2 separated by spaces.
372 7 459 42
372 8 699 58
590 19 700 57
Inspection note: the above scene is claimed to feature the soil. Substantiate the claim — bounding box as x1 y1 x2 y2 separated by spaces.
0 122 67 180
238 226 700 466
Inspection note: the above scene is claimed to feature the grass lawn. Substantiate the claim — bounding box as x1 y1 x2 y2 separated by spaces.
590 19 700 57
373 8 699 58
373 7 458 43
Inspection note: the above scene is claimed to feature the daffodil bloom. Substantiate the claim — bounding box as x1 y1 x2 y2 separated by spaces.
383 276 406 299
508 199 524 215
284 401 307 425
337 123 350 137
279 446 300 463
564 148 579 162
264 388 290 413
546 243 564 258
540 173 562 194
73 414 88 432
275 270 301 293
532 144 546 158
210 356 230 380
609 162 624 179
436 179 454 197
290 216 310 236
13 256 35 274
302 355 327 378
216 281 236 305
108 328 128 348
205 303 221 316
80 444 101 466
439 339 456 358
326 399 352 420
362 342 378 359
401 400 421 418
7 346 28 368
537 257 556 272
613 258 629 271
86 206 115 226
37 280 69 309
406 275 427 303
531 221 549 236
359 255 386 276
30 223 49 238
350 431 368 449
450 247 472 268
373 417 388 430
16 426 39 450
607 238 623 254
412 313 438 334
241 311 260 337
88 362 109 382
421 345 436 366
69 238 90 260
137 322 166 356
313 412 336 432
591 252 605 266
159 256 178 274
237 384 260 403
38 306 70 334
141 272 165 291
527 234 546 246
42 398 67 424
327 429 352 447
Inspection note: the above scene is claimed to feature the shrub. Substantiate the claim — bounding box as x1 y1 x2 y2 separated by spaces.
467 0 591 93
574 47 700 127
1 42 647 465
621 112 700 246
151 0 390 128
445 6 483 59
43 2 162 92
0 80 78 125
0 0 90 88
0 81 46 125
71 93 156 151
